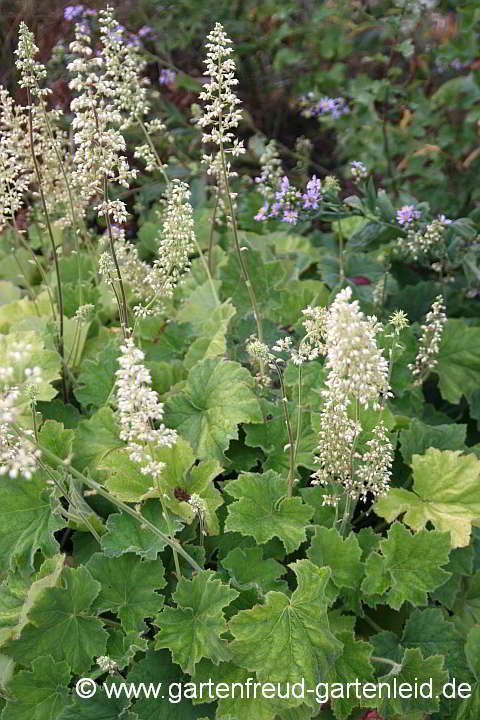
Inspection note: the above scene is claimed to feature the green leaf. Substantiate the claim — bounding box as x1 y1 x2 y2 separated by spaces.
431 545 474 609
269 280 328 325
244 403 318 473
3 566 108 674
154 570 239 674
307 527 364 594
229 560 342 698
40 418 74 458
0 472 63 573
86 553 166 633
101 500 183 560
0 281 21 305
370 630 404 665
375 448 480 547
184 301 236 369
0 555 64 646
37 399 81 429
327 632 374 720
465 626 480 679
2 656 70 720
300 485 338 529
361 523 451 610
165 358 262 460
402 608 471 682
99 449 155 502
435 320 480 403
127 649 215 719
454 685 480 720
138 320 192 362
219 248 287 319
224 470 314 553
102 438 223 534
0 331 61 408
399 419 467 465
0 653 14 695
72 407 122 472
104 626 148 671
58 685 135 720
176 280 222 331
149 360 186 395
454 571 480 634
74 343 120 408
221 547 287 594
364 648 448 716
194 661 283 720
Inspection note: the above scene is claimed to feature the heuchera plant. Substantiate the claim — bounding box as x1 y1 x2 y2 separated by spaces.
0 7 479 720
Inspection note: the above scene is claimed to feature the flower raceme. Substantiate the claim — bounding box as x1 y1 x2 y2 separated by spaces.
248 287 394 504
197 22 245 178
13 25 81 226
0 342 44 480
409 295 447 385
312 287 393 503
324 287 390 410
67 12 137 212
98 180 195 317
115 336 177 483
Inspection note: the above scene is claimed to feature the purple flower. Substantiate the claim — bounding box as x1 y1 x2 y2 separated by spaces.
83 8 97 16
107 24 126 42
77 20 90 35
270 202 281 217
159 68 176 85
64 4 85 21
255 202 269 222
330 97 348 118
127 33 141 47
300 94 348 120
350 161 368 181
303 175 322 209
138 25 154 37
279 176 290 193
437 214 452 225
318 97 334 113
283 209 298 224
396 204 422 226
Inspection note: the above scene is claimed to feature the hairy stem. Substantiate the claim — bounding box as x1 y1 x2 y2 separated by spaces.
219 147 263 342
208 190 219 276
103 175 129 336
26 88 67 401
14 425 203 573
274 362 296 497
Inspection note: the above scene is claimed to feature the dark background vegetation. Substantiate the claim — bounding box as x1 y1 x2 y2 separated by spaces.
2 0 479 218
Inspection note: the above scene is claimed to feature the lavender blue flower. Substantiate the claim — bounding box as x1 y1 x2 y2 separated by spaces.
284 209 298 224
437 214 452 225
254 202 269 221
159 68 176 85
127 33 141 47
350 161 368 181
396 204 422 226
64 5 85 21
302 175 322 209
255 174 323 224
138 25 154 37
300 94 348 120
